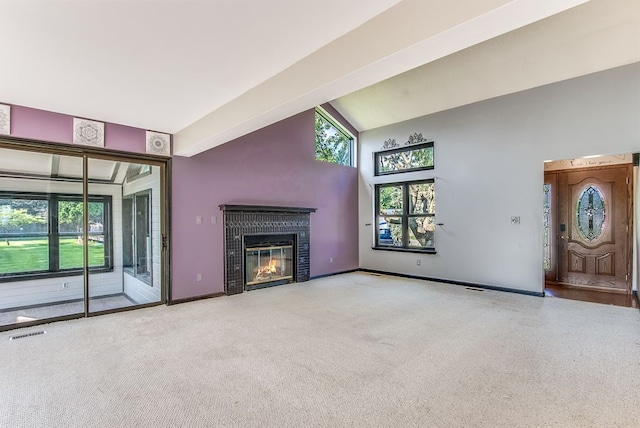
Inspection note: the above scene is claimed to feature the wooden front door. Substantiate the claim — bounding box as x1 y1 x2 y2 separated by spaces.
556 165 632 292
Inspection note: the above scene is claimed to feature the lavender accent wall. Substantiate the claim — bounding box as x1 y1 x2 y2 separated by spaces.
8 104 147 153
171 109 359 299
3 102 358 301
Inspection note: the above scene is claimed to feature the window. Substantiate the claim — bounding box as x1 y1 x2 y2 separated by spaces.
125 163 151 182
375 141 434 176
315 108 354 166
375 180 435 252
123 190 152 285
0 193 113 280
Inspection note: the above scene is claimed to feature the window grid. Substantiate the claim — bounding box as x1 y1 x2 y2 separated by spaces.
0 192 113 281
375 179 435 252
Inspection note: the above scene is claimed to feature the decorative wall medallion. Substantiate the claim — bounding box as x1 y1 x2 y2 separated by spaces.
407 132 427 145
73 118 104 147
381 138 398 150
146 131 171 156
0 104 10 135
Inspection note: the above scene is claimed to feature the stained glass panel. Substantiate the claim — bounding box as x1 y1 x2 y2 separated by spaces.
576 185 606 242
543 184 551 270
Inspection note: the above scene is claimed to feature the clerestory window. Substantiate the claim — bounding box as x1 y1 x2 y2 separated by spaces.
315 107 355 167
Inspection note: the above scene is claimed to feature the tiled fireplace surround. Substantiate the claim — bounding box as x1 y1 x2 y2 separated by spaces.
220 205 316 295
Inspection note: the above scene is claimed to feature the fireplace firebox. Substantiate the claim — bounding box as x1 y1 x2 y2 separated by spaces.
220 205 316 295
245 243 294 289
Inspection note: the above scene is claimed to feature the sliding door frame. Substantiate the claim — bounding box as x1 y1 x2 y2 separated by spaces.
0 136 171 330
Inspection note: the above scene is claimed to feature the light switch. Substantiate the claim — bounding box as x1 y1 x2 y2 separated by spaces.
511 216 520 225
211 215 217 224
196 216 202 224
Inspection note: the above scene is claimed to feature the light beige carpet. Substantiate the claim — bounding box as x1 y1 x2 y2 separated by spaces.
1 272 639 427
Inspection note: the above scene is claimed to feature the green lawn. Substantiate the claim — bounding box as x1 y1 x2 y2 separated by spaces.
0 238 105 274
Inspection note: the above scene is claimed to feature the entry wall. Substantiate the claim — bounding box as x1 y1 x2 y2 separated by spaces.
358 63 640 294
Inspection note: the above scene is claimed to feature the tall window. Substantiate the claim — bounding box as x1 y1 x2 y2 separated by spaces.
315 108 354 166
123 190 152 285
375 180 435 252
0 193 112 279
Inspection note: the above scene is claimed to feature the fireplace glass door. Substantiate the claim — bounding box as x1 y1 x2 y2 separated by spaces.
245 245 293 288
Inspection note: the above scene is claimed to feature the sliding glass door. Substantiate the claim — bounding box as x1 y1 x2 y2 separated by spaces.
0 150 86 326
0 144 166 329
87 159 162 314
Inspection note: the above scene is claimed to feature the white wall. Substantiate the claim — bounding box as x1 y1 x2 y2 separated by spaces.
121 166 162 304
0 177 124 310
358 63 640 294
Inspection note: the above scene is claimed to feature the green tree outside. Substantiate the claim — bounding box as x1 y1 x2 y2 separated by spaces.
58 201 104 233
315 112 351 165
0 208 46 234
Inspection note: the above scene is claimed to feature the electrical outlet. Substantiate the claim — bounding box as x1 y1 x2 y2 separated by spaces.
416 259 421 266
196 216 202 224
62 282 69 288
196 273 202 282
511 216 521 225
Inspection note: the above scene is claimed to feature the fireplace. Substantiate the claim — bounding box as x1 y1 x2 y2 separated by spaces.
244 234 295 290
220 205 316 295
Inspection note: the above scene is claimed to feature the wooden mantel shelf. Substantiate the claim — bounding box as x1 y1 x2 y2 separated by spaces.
219 204 316 213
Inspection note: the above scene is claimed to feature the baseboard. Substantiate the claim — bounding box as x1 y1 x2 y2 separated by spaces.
359 269 545 297
170 292 225 305
311 269 359 280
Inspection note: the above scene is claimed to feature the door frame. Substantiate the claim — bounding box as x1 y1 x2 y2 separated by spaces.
544 163 633 294
0 136 171 331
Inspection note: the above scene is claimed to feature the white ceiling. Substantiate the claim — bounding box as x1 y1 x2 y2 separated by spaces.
332 0 640 130
1 0 637 157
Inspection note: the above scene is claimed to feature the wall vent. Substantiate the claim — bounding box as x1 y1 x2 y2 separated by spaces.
9 330 46 341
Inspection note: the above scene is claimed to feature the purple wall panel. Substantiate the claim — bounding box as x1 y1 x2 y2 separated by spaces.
104 123 147 153
11 105 74 144
171 109 359 299
4 102 359 301
7 104 146 153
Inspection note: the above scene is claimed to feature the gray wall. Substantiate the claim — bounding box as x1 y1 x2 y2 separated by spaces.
359 62 640 293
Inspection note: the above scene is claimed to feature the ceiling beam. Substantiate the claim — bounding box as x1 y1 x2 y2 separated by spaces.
173 0 589 157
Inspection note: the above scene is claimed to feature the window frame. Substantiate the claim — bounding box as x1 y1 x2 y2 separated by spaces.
374 179 436 254
0 191 113 282
374 141 434 176
123 189 153 286
314 107 356 167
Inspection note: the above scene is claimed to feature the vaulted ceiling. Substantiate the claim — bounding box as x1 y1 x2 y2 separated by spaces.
1 0 637 157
